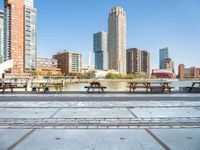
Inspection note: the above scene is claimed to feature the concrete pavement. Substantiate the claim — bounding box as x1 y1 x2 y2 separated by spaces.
0 94 200 150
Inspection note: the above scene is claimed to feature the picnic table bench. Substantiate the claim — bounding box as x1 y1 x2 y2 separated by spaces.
128 81 174 93
84 82 106 93
149 82 173 93
128 82 149 93
186 82 200 92
11 82 28 91
0 82 13 94
32 82 63 93
0 81 28 94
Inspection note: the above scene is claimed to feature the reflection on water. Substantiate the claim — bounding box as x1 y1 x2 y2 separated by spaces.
64 80 198 92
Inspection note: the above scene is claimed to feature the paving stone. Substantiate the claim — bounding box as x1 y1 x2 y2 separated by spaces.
150 129 200 150
53 108 133 118
13 129 164 150
0 108 57 118
130 107 200 118
0 129 31 150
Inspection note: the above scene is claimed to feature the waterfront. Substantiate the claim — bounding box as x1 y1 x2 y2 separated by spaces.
63 80 197 92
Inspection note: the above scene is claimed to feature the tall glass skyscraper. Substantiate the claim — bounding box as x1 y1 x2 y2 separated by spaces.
159 47 169 69
93 31 108 70
108 6 126 75
4 0 37 74
0 11 3 63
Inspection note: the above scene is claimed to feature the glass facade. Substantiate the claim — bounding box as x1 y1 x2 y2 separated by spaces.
93 31 108 70
3 6 10 62
0 11 3 63
24 5 37 71
159 47 169 69
68 53 82 73
24 0 34 7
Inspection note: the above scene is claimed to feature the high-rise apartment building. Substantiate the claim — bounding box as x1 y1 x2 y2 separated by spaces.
127 48 150 75
164 58 174 72
93 31 108 70
4 0 37 74
0 11 3 63
141 51 150 74
108 6 126 75
178 64 200 79
24 0 37 72
53 51 82 75
178 64 185 79
127 48 141 74
159 47 169 69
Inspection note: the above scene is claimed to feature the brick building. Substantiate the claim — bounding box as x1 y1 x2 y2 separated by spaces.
53 51 82 75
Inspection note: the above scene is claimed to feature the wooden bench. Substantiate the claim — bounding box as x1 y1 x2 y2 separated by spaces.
128 82 174 93
128 85 150 93
84 82 106 93
150 82 173 93
128 82 150 93
0 83 13 94
33 82 63 93
186 82 200 93
11 82 28 91
150 86 173 93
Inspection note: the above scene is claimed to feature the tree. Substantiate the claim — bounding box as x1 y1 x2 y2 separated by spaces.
47 71 52 77
31 71 38 77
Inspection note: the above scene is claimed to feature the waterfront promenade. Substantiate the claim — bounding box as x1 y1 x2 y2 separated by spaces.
0 94 200 150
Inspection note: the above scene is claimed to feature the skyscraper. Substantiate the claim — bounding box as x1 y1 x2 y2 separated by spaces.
164 58 174 72
159 47 169 69
93 31 108 70
127 48 150 75
141 50 150 74
0 11 3 63
178 64 185 79
108 6 126 75
24 0 37 72
4 0 37 74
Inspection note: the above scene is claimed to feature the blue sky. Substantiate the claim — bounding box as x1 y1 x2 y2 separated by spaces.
1 0 200 72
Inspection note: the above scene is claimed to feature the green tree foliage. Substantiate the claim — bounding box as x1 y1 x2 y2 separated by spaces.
76 71 96 79
31 71 38 76
105 73 149 79
47 71 52 77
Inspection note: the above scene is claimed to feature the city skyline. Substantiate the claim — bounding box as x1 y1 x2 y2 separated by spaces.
0 0 200 72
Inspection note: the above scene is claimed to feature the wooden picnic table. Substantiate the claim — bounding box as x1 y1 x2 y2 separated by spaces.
0 82 13 94
32 82 63 93
187 82 200 92
128 81 173 93
149 82 173 93
128 82 150 93
84 82 106 93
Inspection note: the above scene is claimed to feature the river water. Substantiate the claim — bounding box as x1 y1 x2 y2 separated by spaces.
64 80 199 92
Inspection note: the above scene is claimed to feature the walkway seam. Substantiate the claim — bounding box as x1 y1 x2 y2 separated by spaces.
145 129 171 150
49 108 62 118
126 108 138 118
7 129 36 150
